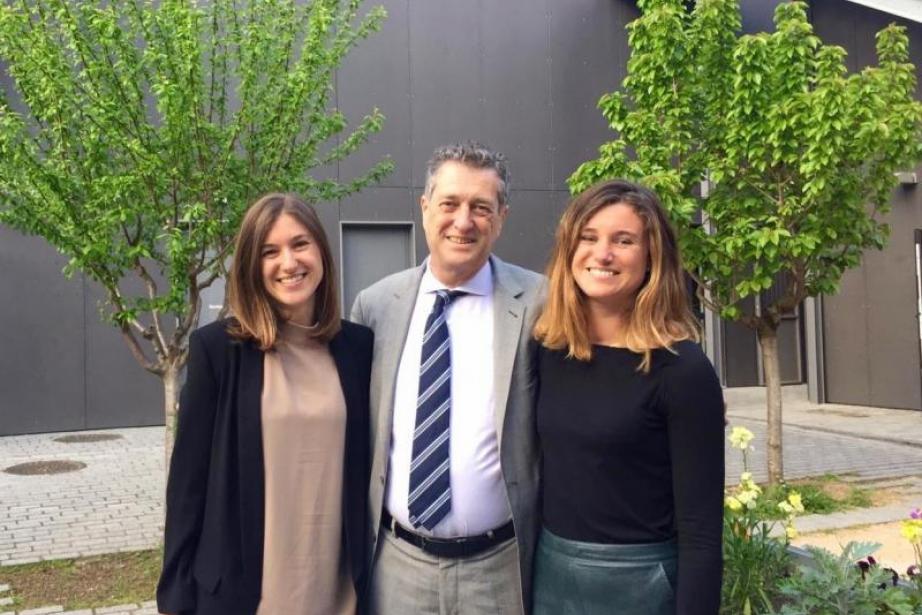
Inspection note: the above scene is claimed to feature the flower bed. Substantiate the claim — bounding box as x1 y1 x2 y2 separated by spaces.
722 426 922 614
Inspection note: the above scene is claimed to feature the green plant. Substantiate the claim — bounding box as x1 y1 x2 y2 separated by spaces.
571 0 922 484
722 426 800 614
901 507 922 610
752 478 871 520
723 510 791 614
0 0 392 460
779 542 914 615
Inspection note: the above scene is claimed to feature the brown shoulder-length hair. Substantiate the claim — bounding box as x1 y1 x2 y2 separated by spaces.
533 179 699 372
226 193 341 350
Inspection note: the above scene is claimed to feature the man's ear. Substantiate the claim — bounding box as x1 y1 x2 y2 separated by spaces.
420 192 429 214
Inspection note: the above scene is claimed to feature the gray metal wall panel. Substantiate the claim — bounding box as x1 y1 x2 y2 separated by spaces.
82 279 162 428
822 267 872 404
722 297 761 387
340 186 416 222
812 0 922 96
337 0 413 187
494 189 568 275
776 316 803 383
814 0 922 409
314 199 344 264
411 188 428 265
0 228 85 435
338 186 416 296
481 0 554 190
408 1 485 180
342 224 414 312
864 224 922 409
740 0 785 33
548 0 633 189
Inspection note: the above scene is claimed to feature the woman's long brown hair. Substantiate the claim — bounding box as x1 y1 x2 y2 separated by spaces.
226 193 340 350
533 179 698 372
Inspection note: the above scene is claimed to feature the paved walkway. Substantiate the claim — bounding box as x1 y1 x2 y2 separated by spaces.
0 385 920 613
724 385 922 483
0 428 163 566
0 592 157 615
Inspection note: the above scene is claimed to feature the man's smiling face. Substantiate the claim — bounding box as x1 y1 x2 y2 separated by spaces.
421 160 507 287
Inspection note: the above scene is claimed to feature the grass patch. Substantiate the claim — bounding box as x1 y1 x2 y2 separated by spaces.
750 474 872 519
0 549 161 611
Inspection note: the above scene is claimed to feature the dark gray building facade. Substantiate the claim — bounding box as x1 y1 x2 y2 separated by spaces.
2 0 920 435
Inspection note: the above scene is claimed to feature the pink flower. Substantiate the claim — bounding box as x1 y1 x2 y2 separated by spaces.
911 507 921 520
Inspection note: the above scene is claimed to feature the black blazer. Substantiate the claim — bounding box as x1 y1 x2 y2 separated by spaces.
157 319 373 615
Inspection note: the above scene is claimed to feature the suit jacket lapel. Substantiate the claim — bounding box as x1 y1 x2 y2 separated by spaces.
237 337 265 576
373 266 424 470
329 330 358 426
491 257 525 449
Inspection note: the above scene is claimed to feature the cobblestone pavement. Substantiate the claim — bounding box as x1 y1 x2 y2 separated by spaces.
724 419 922 484
0 427 163 567
0 594 157 615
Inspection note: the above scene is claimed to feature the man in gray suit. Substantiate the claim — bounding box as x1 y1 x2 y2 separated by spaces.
351 142 543 614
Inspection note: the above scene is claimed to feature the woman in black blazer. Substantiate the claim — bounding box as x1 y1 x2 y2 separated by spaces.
157 193 373 615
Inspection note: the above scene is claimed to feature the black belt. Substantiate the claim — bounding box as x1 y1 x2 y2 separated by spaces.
381 509 515 558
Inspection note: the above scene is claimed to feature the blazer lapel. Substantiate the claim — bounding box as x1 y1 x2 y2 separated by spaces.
491 257 525 449
329 330 358 425
237 338 265 576
373 267 423 445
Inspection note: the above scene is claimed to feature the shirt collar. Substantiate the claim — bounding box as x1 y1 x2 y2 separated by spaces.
420 257 493 297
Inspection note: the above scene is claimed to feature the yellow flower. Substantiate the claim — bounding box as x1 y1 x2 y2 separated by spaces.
725 496 743 512
729 426 755 450
902 519 922 543
785 525 798 540
740 471 752 482
778 501 794 515
788 492 805 513
734 488 760 510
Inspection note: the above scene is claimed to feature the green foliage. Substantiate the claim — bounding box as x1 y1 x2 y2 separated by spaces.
753 478 872 520
723 425 797 613
722 510 792 614
571 0 922 328
779 542 914 614
0 0 391 377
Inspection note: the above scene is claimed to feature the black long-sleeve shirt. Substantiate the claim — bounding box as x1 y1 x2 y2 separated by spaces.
536 340 724 615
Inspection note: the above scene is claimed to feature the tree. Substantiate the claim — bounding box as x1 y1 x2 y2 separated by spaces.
0 0 392 461
570 0 922 483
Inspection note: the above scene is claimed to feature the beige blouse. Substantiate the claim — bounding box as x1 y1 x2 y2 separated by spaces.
256 321 356 615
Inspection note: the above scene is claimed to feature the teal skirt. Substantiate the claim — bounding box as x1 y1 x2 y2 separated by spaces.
533 527 678 615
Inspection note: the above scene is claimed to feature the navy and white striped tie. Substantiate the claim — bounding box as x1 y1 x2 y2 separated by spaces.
408 289 465 530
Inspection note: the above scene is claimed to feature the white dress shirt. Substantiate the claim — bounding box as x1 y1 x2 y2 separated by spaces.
385 259 512 537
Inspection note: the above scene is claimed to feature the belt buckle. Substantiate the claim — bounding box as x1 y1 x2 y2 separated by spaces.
419 534 435 552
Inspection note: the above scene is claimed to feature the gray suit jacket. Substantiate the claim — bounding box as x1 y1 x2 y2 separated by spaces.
350 255 544 613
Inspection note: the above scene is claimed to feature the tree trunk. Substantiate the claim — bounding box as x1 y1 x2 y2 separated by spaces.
163 363 181 469
757 324 784 484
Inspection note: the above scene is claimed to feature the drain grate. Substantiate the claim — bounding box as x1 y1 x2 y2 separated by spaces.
3 460 87 475
53 433 123 444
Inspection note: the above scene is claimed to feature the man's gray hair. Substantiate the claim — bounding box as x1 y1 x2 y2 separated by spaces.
424 142 509 206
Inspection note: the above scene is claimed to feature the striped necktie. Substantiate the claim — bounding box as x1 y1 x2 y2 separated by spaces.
408 289 465 530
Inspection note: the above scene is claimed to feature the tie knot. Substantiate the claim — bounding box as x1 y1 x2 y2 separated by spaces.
434 289 466 310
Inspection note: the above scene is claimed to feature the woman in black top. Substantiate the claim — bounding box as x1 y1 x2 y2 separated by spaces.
532 180 724 614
